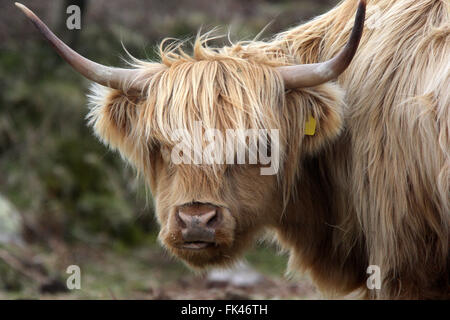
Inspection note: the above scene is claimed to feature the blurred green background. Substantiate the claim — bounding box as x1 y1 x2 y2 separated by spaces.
0 0 335 299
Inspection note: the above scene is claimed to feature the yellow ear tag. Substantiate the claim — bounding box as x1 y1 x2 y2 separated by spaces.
304 116 316 135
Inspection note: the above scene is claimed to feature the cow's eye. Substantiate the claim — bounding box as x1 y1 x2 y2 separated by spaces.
160 146 172 163
224 165 233 177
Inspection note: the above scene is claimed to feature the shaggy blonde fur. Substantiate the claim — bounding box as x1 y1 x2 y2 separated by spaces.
87 34 345 205
87 0 449 299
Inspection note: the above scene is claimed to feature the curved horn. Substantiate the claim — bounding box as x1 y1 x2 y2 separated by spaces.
15 2 145 92
277 0 366 88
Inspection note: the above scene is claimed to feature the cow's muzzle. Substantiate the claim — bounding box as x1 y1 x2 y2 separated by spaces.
175 203 222 249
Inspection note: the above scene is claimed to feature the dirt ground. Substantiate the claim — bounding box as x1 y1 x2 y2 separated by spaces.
133 269 318 300
0 242 319 300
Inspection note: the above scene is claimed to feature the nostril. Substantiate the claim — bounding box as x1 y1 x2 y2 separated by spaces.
200 210 217 227
205 211 220 228
177 211 189 228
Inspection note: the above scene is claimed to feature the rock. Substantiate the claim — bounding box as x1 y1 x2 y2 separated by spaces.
207 261 264 287
0 194 23 246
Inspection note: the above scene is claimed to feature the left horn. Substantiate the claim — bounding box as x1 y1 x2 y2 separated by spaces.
277 0 366 88
15 2 146 92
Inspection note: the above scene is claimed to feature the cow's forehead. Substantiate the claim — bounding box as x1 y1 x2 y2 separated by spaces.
143 55 286 148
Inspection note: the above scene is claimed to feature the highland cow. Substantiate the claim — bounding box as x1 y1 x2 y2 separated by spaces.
17 0 449 299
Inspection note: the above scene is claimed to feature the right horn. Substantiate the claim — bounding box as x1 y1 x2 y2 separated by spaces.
277 0 366 89
15 2 147 93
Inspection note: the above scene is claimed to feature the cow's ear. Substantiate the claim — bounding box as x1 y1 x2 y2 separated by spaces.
87 84 144 162
286 82 345 154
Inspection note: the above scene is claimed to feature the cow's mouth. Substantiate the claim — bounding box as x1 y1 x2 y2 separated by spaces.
180 241 215 250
